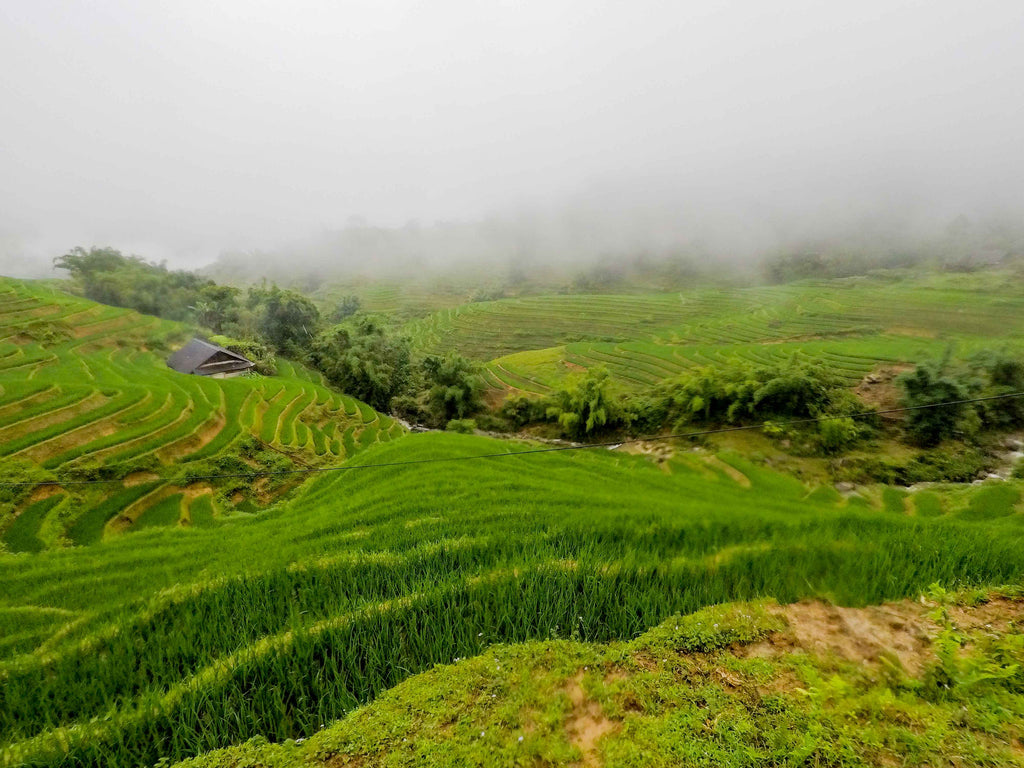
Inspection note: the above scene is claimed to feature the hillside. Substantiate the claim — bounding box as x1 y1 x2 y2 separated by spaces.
0 278 402 554
2 431 1024 766
399 272 1024 395
172 593 1024 767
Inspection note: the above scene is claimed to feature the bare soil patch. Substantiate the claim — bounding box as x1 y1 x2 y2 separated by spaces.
157 411 226 462
703 455 751 487
740 597 1024 676
948 596 1024 634
123 471 160 486
887 326 936 339
618 440 674 464
854 365 914 417
28 484 64 503
565 672 618 767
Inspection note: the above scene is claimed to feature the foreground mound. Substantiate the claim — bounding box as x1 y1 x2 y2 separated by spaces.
175 592 1024 767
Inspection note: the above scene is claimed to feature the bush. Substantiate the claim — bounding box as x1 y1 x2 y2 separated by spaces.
54 246 214 322
329 295 362 323
968 351 1024 430
209 335 277 376
498 395 548 429
445 419 477 434
249 286 321 353
658 359 853 426
833 446 990 485
310 317 412 411
421 353 484 426
898 352 1024 447
898 363 970 447
545 366 620 439
817 416 861 455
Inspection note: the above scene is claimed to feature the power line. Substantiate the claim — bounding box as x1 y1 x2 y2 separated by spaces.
2 390 1023 489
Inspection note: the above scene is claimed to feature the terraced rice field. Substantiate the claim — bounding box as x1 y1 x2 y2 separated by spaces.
403 272 1024 394
2 432 1023 767
312 281 473 324
0 278 403 553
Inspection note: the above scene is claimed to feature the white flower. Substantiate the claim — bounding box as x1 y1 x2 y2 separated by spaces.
480 731 486 737
518 736 524 743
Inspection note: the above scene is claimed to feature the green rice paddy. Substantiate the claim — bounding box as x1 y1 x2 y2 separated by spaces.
402 272 1024 394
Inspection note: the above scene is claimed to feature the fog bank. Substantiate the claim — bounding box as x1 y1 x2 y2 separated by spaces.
2 1 1023 276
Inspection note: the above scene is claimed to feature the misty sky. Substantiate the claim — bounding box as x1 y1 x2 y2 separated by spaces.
2 0 1023 271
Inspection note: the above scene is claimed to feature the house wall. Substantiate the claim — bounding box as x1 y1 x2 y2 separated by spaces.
211 370 251 379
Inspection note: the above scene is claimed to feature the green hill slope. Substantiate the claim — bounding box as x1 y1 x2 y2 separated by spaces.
2 431 1023 767
0 278 403 554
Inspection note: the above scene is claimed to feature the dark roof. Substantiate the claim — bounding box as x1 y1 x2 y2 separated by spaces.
166 338 254 375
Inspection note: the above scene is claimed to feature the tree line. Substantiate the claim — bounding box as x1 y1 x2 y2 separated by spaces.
54 247 483 428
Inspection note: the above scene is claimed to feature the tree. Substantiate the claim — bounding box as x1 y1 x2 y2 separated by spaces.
421 353 484 425
54 246 133 279
970 351 1024 430
310 317 411 411
54 246 214 322
193 284 240 334
329 295 362 323
249 286 321 353
898 363 969 446
547 366 617 439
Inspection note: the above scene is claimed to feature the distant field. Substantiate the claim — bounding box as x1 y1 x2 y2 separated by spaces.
312 281 474 324
0 278 403 553
401 272 1024 394
3 431 1024 767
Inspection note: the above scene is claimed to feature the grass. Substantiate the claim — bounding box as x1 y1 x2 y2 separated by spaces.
133 493 184 529
2 496 62 554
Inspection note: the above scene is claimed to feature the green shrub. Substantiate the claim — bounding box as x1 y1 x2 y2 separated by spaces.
898 362 970 447
422 353 484 426
817 416 862 454
545 365 620 439
498 395 547 428
209 335 277 376
311 317 411 411
445 419 477 434
834 446 989 485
